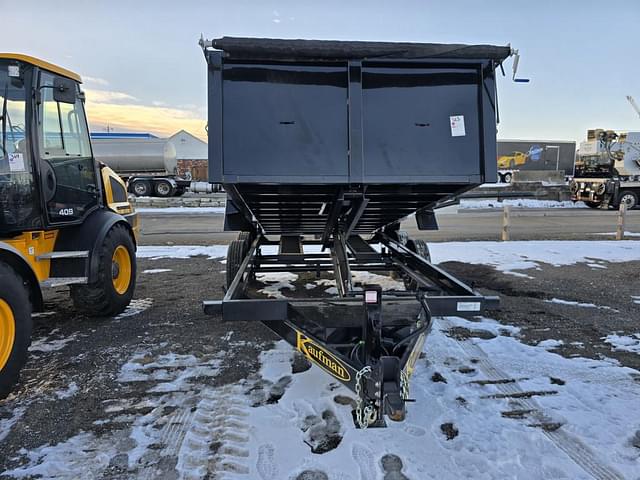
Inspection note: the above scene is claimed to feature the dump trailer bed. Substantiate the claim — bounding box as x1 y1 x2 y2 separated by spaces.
205 37 511 236
201 37 511 427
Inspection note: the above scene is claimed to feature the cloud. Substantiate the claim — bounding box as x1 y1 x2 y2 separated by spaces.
85 88 138 104
83 76 109 86
84 88 206 141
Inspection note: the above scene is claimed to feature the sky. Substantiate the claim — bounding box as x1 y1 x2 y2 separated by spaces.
2 0 639 143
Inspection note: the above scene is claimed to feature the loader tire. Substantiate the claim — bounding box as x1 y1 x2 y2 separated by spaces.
0 263 32 399
226 239 247 289
71 224 136 317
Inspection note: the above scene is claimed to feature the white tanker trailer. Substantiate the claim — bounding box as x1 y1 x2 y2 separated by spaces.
92 138 215 197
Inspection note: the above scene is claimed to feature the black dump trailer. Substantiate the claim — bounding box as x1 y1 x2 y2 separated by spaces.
201 37 511 427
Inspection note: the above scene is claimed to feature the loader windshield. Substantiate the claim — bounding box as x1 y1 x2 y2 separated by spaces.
0 61 41 233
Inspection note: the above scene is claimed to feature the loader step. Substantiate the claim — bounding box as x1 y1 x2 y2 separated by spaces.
40 277 88 288
36 250 89 260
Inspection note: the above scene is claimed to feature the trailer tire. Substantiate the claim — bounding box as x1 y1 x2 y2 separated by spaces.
154 179 175 198
131 180 152 197
503 172 513 183
618 191 638 210
0 263 32 399
584 201 601 209
226 239 247 288
70 224 136 317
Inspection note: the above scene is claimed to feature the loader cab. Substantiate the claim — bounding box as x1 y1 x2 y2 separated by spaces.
0 55 100 236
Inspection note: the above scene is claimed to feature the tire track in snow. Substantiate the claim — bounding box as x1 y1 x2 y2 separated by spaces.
437 317 625 480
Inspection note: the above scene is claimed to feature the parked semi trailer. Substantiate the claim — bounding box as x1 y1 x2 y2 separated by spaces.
200 37 514 427
571 129 640 209
92 137 216 197
497 140 576 183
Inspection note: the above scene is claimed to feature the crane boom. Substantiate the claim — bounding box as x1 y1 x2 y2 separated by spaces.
627 95 640 119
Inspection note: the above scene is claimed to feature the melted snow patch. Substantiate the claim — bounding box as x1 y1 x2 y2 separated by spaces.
604 334 640 354
256 272 299 299
115 298 154 320
28 330 76 353
142 268 172 274
459 199 586 209
428 240 640 277
536 339 565 350
0 406 25 442
544 297 617 311
137 245 228 260
55 382 79 400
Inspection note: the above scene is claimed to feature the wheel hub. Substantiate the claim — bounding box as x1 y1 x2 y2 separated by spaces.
0 299 16 371
111 246 132 295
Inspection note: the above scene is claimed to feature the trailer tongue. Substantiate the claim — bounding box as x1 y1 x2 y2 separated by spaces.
201 37 511 427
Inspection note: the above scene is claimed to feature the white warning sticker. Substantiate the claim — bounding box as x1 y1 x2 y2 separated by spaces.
450 115 466 137
457 301 481 312
8 153 26 172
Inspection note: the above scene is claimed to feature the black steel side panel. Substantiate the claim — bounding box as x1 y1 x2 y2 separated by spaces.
221 63 349 181
361 66 481 180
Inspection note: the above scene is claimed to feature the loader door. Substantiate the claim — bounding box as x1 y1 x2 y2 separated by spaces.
37 71 99 225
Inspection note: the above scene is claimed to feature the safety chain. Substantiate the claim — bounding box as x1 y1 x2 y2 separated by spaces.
400 368 410 400
354 365 377 429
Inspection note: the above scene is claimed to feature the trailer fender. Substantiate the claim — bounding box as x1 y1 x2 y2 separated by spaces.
0 242 43 312
53 209 136 283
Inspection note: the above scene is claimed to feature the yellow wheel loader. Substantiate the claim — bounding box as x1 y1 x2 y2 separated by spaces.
0 54 139 398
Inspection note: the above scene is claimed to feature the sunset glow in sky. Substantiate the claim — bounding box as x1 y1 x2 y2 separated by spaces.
3 0 639 142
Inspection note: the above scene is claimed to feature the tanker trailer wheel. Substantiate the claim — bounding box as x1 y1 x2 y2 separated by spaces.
618 191 638 210
226 239 249 288
154 179 175 198
0 264 32 399
131 180 152 197
403 239 431 291
71 224 136 317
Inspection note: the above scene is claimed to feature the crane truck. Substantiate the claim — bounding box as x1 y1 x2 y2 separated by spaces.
570 128 640 209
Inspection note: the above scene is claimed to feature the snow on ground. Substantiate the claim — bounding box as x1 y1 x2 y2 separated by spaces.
604 334 640 354
137 245 228 260
28 330 77 353
8 315 638 479
256 272 299 299
139 240 640 280
596 231 640 238
135 207 226 214
207 317 639 479
4 350 225 479
0 407 25 443
142 268 173 274
459 199 586 209
428 240 640 277
544 297 618 311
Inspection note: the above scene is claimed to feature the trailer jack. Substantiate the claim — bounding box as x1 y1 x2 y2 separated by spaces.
204 232 497 427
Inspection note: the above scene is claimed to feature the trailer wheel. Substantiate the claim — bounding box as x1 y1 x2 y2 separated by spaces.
0 264 32 399
131 180 152 197
503 172 513 183
226 239 247 288
154 180 174 198
584 201 601 209
618 191 638 210
71 224 136 316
